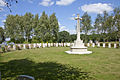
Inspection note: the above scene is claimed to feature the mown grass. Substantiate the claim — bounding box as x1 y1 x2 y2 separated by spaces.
0 47 120 80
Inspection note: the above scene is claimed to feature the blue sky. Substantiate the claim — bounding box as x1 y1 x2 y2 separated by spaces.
0 0 120 34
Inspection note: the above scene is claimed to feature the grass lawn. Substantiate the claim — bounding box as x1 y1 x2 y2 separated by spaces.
0 47 120 80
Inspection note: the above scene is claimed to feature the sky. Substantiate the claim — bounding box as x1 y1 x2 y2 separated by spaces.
0 0 120 34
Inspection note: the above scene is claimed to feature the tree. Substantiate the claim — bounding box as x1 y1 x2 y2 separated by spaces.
32 14 39 42
4 15 17 42
0 27 5 43
113 8 120 43
105 15 115 42
94 14 103 41
35 11 50 42
49 13 59 42
23 12 34 42
4 14 24 43
101 11 109 42
70 34 76 42
58 31 70 43
81 12 92 43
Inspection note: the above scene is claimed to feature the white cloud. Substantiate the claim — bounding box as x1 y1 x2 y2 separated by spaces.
56 0 75 6
60 26 66 31
2 19 6 22
0 0 6 6
58 21 61 26
39 0 54 6
81 3 113 14
60 25 76 34
59 21 76 34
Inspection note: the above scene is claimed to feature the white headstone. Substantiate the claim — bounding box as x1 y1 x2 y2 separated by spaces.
114 43 116 48
23 44 26 49
56 43 58 47
108 43 111 48
33 43 36 48
43 43 45 48
13 45 16 50
67 43 70 47
103 43 105 48
38 43 41 48
87 43 90 47
48 43 50 47
97 43 100 47
50 43 53 47
92 43 95 47
29 44 31 49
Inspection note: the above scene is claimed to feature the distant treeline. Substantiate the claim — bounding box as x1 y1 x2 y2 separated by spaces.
0 7 120 43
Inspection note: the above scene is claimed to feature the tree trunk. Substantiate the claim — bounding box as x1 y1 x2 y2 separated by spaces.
27 37 29 43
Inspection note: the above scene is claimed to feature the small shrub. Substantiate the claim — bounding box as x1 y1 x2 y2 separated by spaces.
31 44 33 49
116 43 119 48
100 43 103 46
16 45 21 50
20 45 23 49
111 43 114 47
1 47 5 53
105 43 108 48
25 44 29 49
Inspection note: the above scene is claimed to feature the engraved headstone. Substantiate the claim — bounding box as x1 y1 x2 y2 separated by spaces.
23 44 26 49
114 43 116 48
92 43 95 47
103 43 105 48
87 43 90 47
29 44 31 49
13 45 16 50
97 43 100 47
108 43 111 48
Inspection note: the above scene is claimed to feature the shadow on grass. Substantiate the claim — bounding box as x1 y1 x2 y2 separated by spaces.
0 59 93 80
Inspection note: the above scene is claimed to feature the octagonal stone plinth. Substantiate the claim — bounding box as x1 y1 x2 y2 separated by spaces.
65 46 92 54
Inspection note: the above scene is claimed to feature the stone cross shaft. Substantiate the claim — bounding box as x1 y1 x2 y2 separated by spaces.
75 14 81 41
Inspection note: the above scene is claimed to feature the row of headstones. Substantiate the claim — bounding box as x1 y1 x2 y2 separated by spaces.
13 43 72 50
12 42 119 50
87 43 119 48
